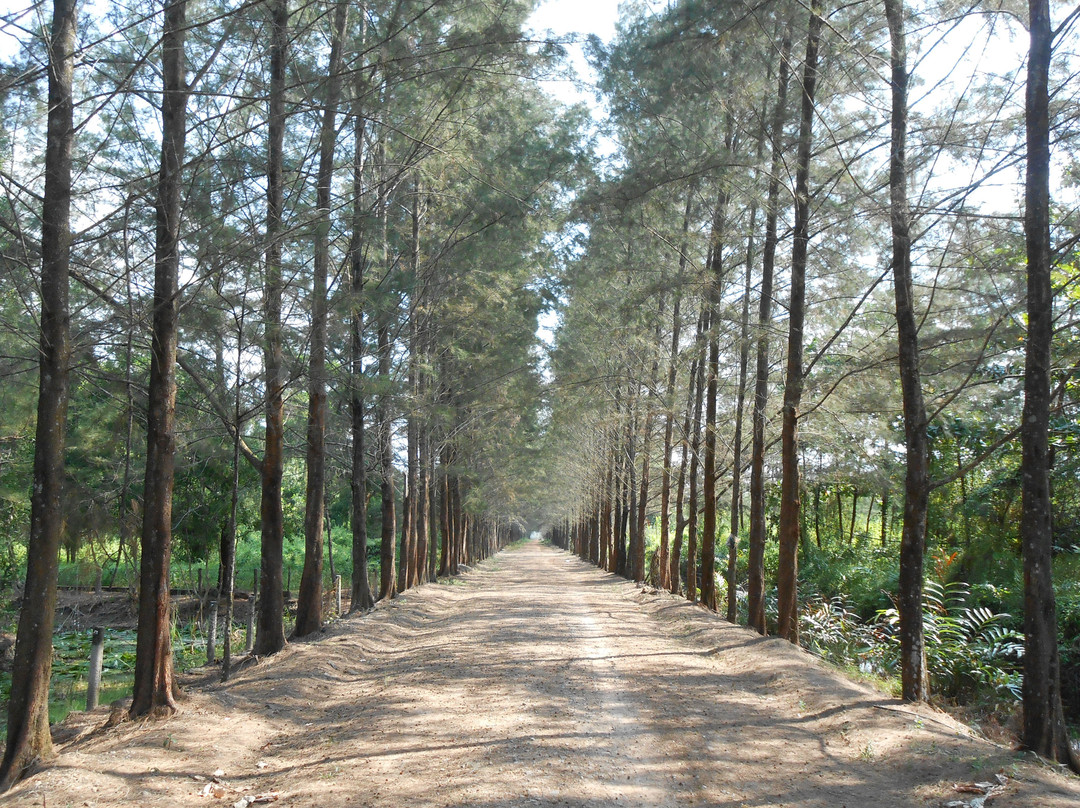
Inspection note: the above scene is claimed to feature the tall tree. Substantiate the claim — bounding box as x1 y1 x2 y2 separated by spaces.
295 0 349 638
701 188 729 613
131 0 190 716
884 0 929 703
349 12 375 613
776 0 823 643
255 0 289 656
377 276 397 600
1019 0 1079 771
658 186 694 592
0 0 77 789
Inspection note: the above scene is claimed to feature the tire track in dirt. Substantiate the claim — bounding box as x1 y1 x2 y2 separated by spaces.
3 540 1080 808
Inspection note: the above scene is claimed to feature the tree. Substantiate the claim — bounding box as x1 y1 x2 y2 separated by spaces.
776 0 823 644
0 0 77 789
1018 0 1079 771
701 184 731 613
295 0 349 639
748 30 791 635
884 0 929 703
349 9 375 613
255 0 289 657
131 0 190 717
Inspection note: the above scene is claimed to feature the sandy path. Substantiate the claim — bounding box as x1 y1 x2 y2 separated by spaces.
4 539 1079 807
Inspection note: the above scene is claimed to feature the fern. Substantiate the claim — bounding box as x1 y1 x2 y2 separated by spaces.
877 580 1023 702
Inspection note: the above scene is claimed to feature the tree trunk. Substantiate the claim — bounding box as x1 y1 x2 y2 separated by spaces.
686 314 707 603
427 442 439 582
730 188 759 623
702 186 730 613
1019 0 1079 771
659 189 694 592
398 468 413 592
0 0 75 788
627 402 640 580
880 488 889 547
849 490 858 544
776 1 823 644
634 308 664 583
221 311 244 682
416 422 431 584
255 0 289 658
814 486 822 548
670 348 698 595
131 0 188 716
748 31 791 635
835 488 845 545
601 451 614 571
438 447 451 576
295 0 348 638
348 25 374 611
378 314 397 600
884 0 930 703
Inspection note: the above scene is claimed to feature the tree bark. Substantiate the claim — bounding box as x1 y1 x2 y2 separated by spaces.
221 310 245 682
626 400 639 580
880 488 889 547
730 188 759 622
849 490 858 544
348 19 375 611
378 314 397 600
884 0 930 703
0 0 76 788
836 488 845 544
702 185 731 613
670 348 698 594
131 0 189 717
686 313 707 603
255 0 289 657
776 1 823 644
659 187 695 592
1019 0 1079 771
633 308 664 583
295 0 348 638
748 31 791 635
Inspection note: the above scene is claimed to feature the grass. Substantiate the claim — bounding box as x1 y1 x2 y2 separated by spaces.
48 676 130 723
0 621 253 741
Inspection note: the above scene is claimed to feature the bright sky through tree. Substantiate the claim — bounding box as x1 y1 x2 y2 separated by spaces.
526 0 624 350
527 0 622 106
528 0 622 40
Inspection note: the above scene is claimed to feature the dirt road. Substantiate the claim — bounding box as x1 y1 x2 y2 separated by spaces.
4 540 1079 807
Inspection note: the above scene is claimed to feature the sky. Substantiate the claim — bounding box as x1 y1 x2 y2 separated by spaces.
524 1 625 346
526 0 623 106
527 0 622 41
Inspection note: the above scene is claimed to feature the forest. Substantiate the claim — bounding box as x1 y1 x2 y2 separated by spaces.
0 0 1078 791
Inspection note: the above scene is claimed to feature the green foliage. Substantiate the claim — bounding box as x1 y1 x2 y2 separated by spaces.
800 595 884 671
799 541 899 619
879 581 1024 703
0 619 251 740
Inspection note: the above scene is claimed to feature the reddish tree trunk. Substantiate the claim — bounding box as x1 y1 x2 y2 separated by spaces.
296 0 348 637
702 189 730 613
255 0 289 657
729 192 759 623
686 315 707 603
348 15 374 612
777 0 823 643
131 0 189 716
0 0 76 788
748 31 791 635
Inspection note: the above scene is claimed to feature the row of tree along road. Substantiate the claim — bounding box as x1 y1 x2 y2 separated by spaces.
1 0 1079 791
